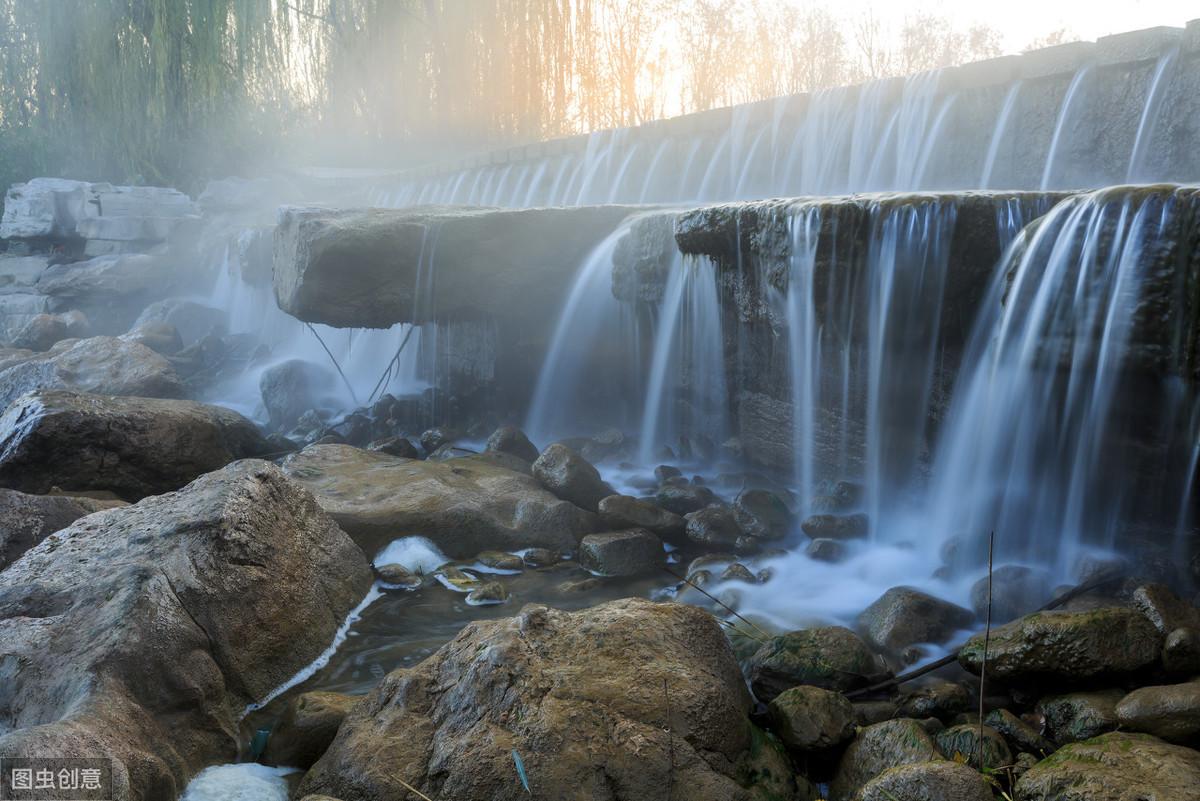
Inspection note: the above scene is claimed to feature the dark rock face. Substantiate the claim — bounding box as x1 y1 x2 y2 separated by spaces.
264 691 360 770
0 488 124 570
0 335 184 410
857 587 974 652
281 444 594 557
0 461 372 801
484 425 539 463
578 529 664 576
1014 732 1200 801
958 608 1162 683
259 359 335 431
747 626 885 702
0 391 273 499
1037 690 1123 745
598 494 686 543
299 598 813 801
531 443 615 512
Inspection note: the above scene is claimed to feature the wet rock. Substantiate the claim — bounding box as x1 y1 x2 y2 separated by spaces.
858 587 974 652
934 724 1012 769
1132 583 1200 634
768 685 857 752
0 390 272 499
1115 680 1200 743
801 513 869 540
654 464 682 482
854 702 900 726
1164 627 1200 674
0 335 184 410
419 427 459 455
0 488 124 570
598 494 686 543
984 708 1056 756
434 565 482 592
465 580 509 606
829 718 942 800
484 425 539 463
375 563 422 588
1037 690 1123 745
0 460 372 799
260 359 335 432
1014 732 1200 801
856 760 993 801
281 444 593 558
264 691 360 769
898 681 971 721
958 608 1161 683
806 537 846 562
655 482 717 515
132 298 226 346
475 550 524 571
579 529 664 576
747 626 885 702
531 443 615 512
720 563 758 583
9 310 89 351
733 489 793 540
685 506 743 549
366 436 420 459
969 565 1055 622
557 577 602 593
121 320 184 355
522 547 561 568
298 598 813 801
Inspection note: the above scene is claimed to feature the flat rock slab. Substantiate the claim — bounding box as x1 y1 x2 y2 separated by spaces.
0 460 372 801
0 390 272 499
298 597 813 801
281 444 595 557
273 204 642 328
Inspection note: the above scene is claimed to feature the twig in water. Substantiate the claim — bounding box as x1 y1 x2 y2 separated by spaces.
662 566 772 642
977 530 994 771
305 323 359 406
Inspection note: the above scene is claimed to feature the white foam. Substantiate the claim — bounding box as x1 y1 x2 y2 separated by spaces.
241 583 383 717
180 764 297 801
373 536 449 575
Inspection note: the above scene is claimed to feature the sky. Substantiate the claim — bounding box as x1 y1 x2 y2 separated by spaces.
822 0 1198 53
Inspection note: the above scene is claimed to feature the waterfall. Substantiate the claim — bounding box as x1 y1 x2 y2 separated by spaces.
1041 66 1093 190
921 186 1196 577
980 82 1022 189
1127 48 1180 183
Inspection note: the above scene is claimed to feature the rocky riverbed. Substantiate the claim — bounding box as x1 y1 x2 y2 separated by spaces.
1 176 1199 801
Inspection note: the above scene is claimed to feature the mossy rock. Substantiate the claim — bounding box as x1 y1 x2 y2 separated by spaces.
1015 732 1200 801
747 626 884 702
934 723 1012 770
854 760 993 801
830 718 943 800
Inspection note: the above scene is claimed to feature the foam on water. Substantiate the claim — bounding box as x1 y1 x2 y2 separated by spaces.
180 764 297 801
373 536 449 575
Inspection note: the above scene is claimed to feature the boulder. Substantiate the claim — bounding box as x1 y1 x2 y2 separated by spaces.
0 488 124 570
806 537 846 562
897 681 970 721
0 178 93 239
857 587 974 652
984 708 1056 756
264 691 360 769
0 391 272 499
0 460 372 801
484 425 539 463
655 483 716 515
531 443 614 512
0 335 184 410
281 444 594 557
1164 627 1200 674
934 724 1012 769
958 608 1161 683
969 565 1054 622
1132 583 1200 634
830 719 942 800
733 489 793 540
419 427 459 454
1037 690 1123 745
767 685 857 752
685 506 744 549
122 320 184 355
1014 732 1200 801
298 598 814 801
465 581 509 606
260 359 335 431
855 761 993 801
8 310 89 351
1115 680 1200 743
133 298 227 345
36 252 165 303
747 626 885 702
578 529 664 576
598 494 686 543
801 513 869 540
